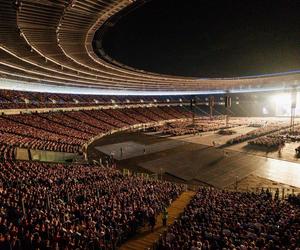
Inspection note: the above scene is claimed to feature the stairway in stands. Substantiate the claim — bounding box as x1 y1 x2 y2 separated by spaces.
120 190 195 250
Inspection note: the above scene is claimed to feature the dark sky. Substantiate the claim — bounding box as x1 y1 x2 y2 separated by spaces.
100 0 300 78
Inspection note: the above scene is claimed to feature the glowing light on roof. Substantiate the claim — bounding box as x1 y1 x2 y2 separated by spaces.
0 78 299 96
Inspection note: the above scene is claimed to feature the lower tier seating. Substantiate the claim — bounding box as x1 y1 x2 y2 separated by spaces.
0 161 183 249
155 188 300 249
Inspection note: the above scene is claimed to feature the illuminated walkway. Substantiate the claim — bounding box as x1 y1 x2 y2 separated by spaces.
120 190 195 250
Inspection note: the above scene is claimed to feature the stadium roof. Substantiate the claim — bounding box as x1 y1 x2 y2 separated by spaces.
0 0 299 94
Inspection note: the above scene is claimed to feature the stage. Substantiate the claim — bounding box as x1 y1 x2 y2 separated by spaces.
90 127 300 189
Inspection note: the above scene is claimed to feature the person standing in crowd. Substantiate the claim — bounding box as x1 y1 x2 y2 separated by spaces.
148 209 156 232
162 207 168 227
120 147 123 159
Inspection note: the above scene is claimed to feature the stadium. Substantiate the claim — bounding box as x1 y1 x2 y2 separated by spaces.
1 0 300 249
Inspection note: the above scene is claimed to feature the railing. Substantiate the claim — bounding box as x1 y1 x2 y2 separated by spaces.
225 186 299 199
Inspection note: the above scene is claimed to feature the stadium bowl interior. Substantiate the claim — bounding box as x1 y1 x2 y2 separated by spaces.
0 1 300 249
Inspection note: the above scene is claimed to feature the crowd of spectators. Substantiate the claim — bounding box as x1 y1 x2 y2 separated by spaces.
245 125 300 150
38 113 104 136
248 123 264 128
0 116 83 153
135 107 166 122
155 188 300 250
218 129 236 135
248 135 285 148
154 118 235 136
7 114 91 141
0 144 15 162
159 106 190 119
279 126 300 142
227 123 290 145
0 107 192 156
0 160 183 249
0 90 191 109
288 194 300 206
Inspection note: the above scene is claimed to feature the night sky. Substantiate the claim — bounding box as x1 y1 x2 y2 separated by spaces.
100 0 300 78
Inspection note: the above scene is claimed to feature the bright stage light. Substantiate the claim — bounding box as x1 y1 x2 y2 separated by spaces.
270 93 291 106
262 107 269 115
270 93 300 116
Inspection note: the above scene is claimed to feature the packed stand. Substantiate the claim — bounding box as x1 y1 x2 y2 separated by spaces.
0 161 183 249
0 107 193 155
288 193 300 206
155 188 300 249
0 89 192 110
0 144 15 162
0 116 83 153
135 107 166 122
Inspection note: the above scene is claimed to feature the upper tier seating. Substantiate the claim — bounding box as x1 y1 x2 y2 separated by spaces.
0 106 192 154
0 89 193 109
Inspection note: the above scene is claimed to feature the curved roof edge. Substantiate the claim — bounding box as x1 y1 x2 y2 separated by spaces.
1 78 298 96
